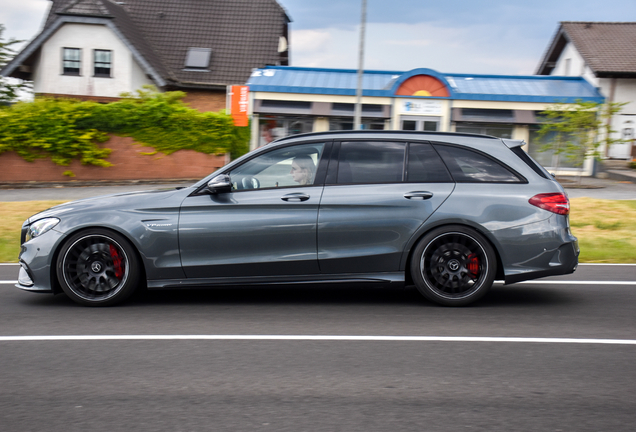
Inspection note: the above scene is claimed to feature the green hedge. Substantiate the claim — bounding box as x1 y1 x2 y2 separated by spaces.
0 87 250 173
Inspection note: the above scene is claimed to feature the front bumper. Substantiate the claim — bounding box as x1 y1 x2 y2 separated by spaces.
16 229 65 293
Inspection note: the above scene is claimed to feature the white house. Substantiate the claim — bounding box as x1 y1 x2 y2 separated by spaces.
536 21 636 160
2 0 290 107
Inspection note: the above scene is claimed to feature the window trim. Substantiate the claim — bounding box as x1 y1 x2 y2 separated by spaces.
62 47 81 76
93 49 112 78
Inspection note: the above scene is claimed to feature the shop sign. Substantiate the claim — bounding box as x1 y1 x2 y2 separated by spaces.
401 99 442 115
229 85 249 127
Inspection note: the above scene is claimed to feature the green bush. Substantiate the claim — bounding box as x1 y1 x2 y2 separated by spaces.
0 87 250 171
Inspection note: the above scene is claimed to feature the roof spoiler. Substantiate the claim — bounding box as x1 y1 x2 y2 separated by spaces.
502 139 526 149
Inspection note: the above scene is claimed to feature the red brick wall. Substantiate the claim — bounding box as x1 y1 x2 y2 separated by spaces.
1 90 230 183
181 90 226 112
0 135 227 183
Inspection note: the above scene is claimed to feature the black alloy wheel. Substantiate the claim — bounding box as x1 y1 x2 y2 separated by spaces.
411 226 496 306
57 229 140 306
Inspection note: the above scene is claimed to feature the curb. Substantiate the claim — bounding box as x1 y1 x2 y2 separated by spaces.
603 170 636 184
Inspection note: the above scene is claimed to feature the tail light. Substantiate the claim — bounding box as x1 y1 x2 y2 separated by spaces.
529 193 570 215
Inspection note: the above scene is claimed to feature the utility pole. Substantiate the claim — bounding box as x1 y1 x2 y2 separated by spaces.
354 0 367 130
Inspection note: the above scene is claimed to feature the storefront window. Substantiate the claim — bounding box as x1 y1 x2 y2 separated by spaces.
400 116 439 132
329 118 385 131
528 126 578 169
258 116 313 147
455 123 513 139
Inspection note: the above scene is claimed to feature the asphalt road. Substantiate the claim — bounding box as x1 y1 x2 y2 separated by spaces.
1 264 635 431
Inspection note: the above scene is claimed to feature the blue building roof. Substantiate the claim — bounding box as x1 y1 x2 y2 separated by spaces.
246 66 604 103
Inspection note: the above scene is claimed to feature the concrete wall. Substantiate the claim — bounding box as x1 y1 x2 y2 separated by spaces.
33 23 153 98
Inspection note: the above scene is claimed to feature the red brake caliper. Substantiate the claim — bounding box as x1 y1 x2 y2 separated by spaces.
109 245 124 279
467 253 479 278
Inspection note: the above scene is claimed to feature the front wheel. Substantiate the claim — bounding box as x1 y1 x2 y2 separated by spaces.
411 226 496 306
56 229 140 306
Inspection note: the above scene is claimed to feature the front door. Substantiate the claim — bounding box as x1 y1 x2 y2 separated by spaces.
179 143 326 279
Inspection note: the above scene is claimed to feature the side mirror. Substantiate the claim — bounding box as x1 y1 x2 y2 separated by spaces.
207 174 232 194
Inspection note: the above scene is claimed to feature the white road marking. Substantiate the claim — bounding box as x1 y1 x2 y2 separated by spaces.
516 281 636 285
0 335 634 345
2 280 636 286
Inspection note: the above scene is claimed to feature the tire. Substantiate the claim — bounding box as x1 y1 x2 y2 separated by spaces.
410 225 496 306
56 228 140 306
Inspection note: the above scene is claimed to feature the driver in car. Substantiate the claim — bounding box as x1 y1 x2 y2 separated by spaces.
290 156 315 185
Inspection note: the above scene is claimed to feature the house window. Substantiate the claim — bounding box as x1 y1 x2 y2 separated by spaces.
184 48 212 70
94 50 112 77
63 48 81 75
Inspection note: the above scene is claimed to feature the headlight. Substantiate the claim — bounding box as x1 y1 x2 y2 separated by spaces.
25 218 60 242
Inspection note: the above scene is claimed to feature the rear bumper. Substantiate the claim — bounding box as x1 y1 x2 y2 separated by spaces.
504 241 579 285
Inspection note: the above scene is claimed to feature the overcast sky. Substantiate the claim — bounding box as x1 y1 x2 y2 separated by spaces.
2 0 636 75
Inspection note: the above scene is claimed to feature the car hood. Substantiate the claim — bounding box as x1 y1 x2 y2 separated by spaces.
27 188 191 224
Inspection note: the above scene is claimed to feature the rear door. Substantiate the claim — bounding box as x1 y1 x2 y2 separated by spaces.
317 141 454 274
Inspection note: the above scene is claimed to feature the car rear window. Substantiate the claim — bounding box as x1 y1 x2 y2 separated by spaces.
434 144 524 183
407 143 453 182
337 141 405 184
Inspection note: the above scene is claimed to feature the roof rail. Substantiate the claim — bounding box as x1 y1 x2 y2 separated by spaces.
272 130 499 144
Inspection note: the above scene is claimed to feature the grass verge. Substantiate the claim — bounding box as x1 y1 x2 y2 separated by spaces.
0 198 635 263
0 201 67 263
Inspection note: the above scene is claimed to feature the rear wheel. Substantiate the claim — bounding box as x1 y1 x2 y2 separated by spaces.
411 226 496 306
56 229 140 306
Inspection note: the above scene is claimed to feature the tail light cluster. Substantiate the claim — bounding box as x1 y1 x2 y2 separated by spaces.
529 193 570 215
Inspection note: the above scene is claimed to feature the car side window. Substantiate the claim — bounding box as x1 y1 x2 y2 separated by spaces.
337 141 405 184
433 144 523 183
229 143 325 190
407 143 453 182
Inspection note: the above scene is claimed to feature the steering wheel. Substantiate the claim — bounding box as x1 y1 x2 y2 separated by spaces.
241 176 260 190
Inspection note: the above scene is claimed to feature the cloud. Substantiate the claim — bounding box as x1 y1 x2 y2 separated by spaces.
0 0 50 47
291 21 544 75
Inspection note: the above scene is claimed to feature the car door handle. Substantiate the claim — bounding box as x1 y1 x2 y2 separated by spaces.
404 191 434 200
281 193 310 202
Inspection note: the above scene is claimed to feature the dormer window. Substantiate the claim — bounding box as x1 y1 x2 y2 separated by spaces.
63 48 81 75
184 48 211 71
94 50 112 77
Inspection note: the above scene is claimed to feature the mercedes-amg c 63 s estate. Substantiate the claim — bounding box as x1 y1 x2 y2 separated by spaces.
17 131 578 306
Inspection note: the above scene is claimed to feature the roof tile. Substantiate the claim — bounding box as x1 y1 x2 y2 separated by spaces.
42 0 289 88
561 22 636 74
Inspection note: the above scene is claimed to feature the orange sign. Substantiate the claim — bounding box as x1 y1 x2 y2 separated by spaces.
230 85 249 127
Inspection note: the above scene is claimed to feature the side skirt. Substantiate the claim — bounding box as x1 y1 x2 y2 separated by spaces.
147 272 405 290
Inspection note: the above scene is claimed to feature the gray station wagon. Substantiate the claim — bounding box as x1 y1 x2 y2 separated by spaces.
17 131 578 306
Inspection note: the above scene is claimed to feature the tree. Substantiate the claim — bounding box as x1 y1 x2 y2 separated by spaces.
536 100 627 181
0 24 30 104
